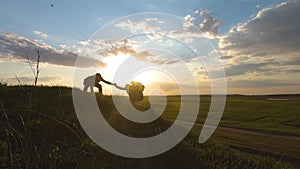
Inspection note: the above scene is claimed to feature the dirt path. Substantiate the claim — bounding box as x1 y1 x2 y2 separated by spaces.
197 122 300 165
178 120 300 164
177 120 300 140
202 123 300 141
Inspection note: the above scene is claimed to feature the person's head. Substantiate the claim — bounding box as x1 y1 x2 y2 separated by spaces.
96 73 101 78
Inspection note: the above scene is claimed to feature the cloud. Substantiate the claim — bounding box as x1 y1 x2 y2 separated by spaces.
218 0 300 76
176 9 223 40
0 32 104 68
7 74 69 85
105 46 152 59
169 26 205 43
183 14 196 28
113 12 221 46
146 81 197 95
218 55 234 60
59 44 69 49
114 19 166 42
78 39 139 56
33 30 48 39
227 79 300 88
155 82 180 94
115 19 161 34
79 38 179 65
223 62 271 77
105 45 179 65
198 9 223 38
97 17 103 21
149 58 179 65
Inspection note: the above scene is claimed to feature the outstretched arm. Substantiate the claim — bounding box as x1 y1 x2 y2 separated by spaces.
101 78 113 85
114 84 126 90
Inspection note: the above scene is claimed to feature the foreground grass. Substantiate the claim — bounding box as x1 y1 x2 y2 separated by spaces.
0 85 297 168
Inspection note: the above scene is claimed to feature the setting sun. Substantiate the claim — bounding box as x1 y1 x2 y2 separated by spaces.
101 52 159 86
132 70 157 84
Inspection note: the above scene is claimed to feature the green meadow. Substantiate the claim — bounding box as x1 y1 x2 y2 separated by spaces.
0 84 299 168
163 95 300 136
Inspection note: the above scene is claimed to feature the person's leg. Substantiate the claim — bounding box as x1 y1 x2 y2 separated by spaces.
90 86 94 92
83 81 88 92
99 84 103 94
95 84 103 94
83 85 88 92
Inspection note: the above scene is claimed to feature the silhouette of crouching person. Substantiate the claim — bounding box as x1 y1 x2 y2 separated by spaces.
114 82 144 103
83 73 115 94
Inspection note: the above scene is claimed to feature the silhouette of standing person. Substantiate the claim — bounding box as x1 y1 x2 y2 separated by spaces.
83 73 115 94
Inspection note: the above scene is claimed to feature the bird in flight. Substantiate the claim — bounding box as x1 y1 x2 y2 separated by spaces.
50 4 54 7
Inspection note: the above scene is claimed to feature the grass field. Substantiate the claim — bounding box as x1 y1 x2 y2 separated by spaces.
163 95 300 136
0 84 299 168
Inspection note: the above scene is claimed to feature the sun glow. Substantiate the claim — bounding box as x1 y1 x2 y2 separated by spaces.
100 52 183 95
132 70 157 85
102 52 129 75
101 52 157 85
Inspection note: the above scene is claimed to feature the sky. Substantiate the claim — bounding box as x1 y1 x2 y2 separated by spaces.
1 0 299 95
